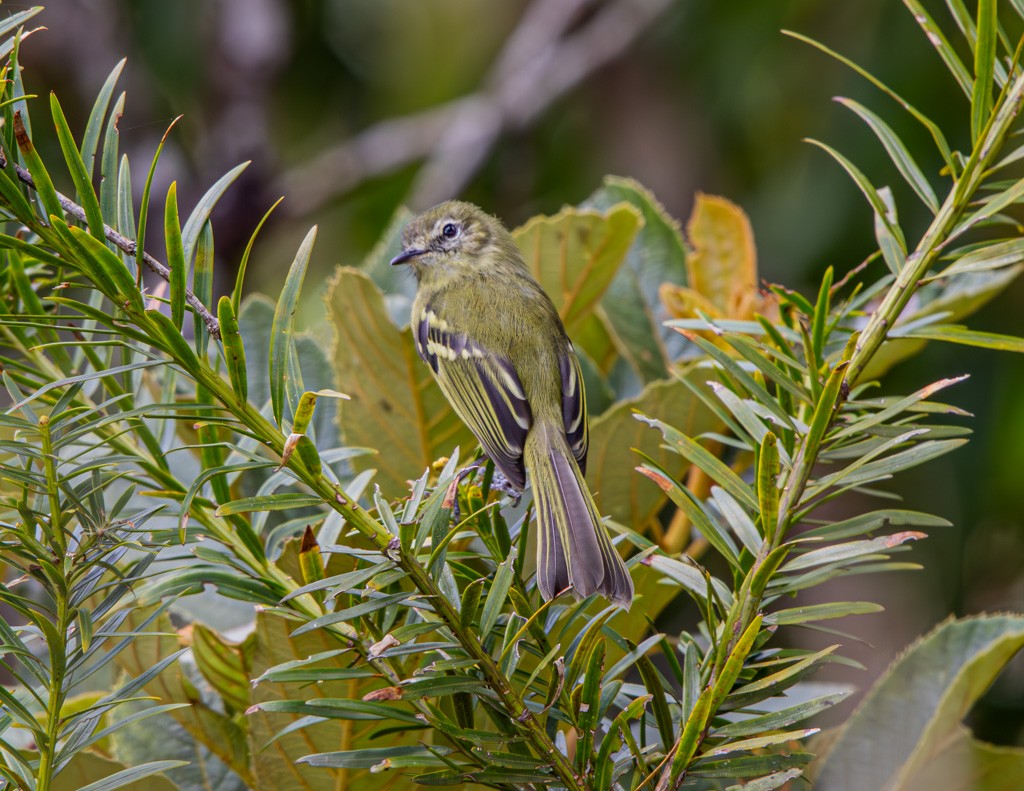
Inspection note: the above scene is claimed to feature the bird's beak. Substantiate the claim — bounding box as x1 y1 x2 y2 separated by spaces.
390 248 426 266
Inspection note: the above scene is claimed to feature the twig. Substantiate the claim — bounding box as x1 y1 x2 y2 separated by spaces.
279 0 673 213
0 149 221 339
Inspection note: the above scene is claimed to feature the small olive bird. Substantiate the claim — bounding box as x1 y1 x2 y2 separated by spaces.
391 201 633 607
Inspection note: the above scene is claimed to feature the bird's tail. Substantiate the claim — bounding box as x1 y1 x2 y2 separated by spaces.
525 423 633 608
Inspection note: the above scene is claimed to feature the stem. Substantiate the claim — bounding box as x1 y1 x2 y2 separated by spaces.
36 594 67 791
186 361 585 789
36 420 70 791
0 145 221 340
661 58 1024 791
847 65 1024 382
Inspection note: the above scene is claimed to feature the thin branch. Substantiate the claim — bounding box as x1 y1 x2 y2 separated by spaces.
278 0 673 213
0 149 221 340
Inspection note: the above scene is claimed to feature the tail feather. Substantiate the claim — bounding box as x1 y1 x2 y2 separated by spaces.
527 425 633 608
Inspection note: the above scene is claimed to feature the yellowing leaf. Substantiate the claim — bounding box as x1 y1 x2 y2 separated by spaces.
587 370 720 529
326 267 472 496
248 609 421 791
512 203 641 334
686 192 758 315
659 283 723 323
114 609 253 785
662 193 777 347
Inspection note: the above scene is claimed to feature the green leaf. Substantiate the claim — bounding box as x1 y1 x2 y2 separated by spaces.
813 438 966 497
831 375 968 441
256 698 422 725
51 92 104 241
807 139 906 268
98 91 123 231
52 752 180 791
635 652 675 752
765 600 884 626
479 548 516 638
144 308 199 371
5 358 163 414
116 154 135 272
136 117 180 279
783 30 955 173
903 0 972 96
935 238 1024 278
724 646 839 710
14 109 62 220
646 554 733 606
707 728 819 757
193 221 214 355
163 182 186 330
298 745 450 769
215 493 323 517
757 432 780 544
782 532 926 573
836 97 939 213
715 690 852 740
691 752 811 779
270 226 316 427
290 592 417 636
669 685 714 783
636 457 740 568
682 329 798 432
399 676 486 700
74 761 188 791
582 175 689 379
801 509 951 541
897 323 1024 352
955 175 1024 236
815 615 1024 790
971 0 997 144
218 296 247 400
724 769 804 791
710 486 762 554
79 58 125 179
232 197 283 316
180 161 248 269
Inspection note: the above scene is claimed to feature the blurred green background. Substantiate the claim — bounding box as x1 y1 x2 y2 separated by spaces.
33 0 1024 741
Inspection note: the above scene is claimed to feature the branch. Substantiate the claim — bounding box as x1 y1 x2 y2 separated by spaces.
278 0 673 213
0 149 221 340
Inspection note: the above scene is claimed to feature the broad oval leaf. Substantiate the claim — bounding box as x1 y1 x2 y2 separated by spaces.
511 201 641 336
326 267 472 496
814 615 1024 791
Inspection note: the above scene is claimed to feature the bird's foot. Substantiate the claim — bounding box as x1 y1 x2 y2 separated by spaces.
489 469 522 506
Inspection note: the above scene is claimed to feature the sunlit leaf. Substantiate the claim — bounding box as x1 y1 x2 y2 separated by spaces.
512 202 641 335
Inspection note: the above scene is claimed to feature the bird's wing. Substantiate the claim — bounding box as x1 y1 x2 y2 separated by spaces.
415 311 532 489
559 342 589 474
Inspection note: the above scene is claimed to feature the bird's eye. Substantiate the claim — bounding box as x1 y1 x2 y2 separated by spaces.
442 223 459 239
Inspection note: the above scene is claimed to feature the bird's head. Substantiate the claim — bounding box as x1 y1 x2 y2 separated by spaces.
391 200 522 285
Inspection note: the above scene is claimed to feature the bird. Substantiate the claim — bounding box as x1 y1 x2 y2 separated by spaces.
391 200 633 607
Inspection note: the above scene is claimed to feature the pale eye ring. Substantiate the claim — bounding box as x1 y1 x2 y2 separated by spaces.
442 223 459 239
